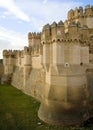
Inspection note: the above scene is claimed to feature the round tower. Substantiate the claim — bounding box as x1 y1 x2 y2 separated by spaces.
57 21 65 39
79 6 83 16
84 5 93 28
68 9 74 22
85 5 92 16
24 46 32 87
28 32 36 47
42 24 51 42
51 22 57 41
68 22 80 40
80 25 89 41
3 50 14 75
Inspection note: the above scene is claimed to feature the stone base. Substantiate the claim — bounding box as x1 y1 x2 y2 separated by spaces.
1 74 11 84
38 101 89 126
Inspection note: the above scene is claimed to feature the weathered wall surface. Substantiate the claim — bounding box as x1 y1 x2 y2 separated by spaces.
24 68 45 101
11 66 45 101
11 67 24 90
32 56 42 69
0 64 4 83
0 64 4 76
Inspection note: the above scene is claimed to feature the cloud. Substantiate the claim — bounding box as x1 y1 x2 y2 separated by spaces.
0 0 84 58
0 0 30 22
43 0 48 4
0 26 27 58
0 0 83 31
17 0 83 31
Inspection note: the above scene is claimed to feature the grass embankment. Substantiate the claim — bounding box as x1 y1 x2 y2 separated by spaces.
0 84 93 130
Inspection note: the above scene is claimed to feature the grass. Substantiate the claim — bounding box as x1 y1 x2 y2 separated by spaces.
0 84 93 130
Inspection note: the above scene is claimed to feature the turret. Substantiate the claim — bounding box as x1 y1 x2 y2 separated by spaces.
68 9 74 21
28 32 41 47
57 21 65 40
84 5 93 28
23 46 32 87
68 22 81 40
64 20 69 33
42 24 51 42
67 5 93 29
79 6 83 17
17 51 21 67
80 25 89 41
85 5 92 16
74 7 79 19
3 50 14 75
51 22 57 41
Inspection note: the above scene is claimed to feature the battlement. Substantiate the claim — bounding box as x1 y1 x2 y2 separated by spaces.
43 20 64 30
3 50 25 58
42 21 65 42
28 32 41 39
68 5 93 20
42 19 90 43
24 46 32 55
28 32 41 47
3 50 16 58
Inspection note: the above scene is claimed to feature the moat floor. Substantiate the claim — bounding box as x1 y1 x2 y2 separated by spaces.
0 84 93 130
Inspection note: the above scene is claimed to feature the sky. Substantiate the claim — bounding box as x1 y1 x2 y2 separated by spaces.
0 0 93 59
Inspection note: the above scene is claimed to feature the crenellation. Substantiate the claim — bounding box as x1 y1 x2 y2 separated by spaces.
68 9 74 21
28 32 41 47
24 46 31 55
79 6 83 17
68 5 93 28
57 20 64 26
85 5 93 17
74 7 79 19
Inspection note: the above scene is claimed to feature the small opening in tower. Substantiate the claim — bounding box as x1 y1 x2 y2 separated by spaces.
65 63 69 67
80 62 83 66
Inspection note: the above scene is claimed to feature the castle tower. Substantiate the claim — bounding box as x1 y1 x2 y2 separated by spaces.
68 5 93 29
78 7 86 26
74 7 79 23
84 5 93 28
85 5 93 16
64 20 69 33
3 50 14 75
68 22 80 40
68 9 74 22
41 24 51 71
79 6 83 16
23 47 32 87
80 25 89 41
28 32 41 48
52 21 65 67
51 22 57 41
38 20 89 125
12 50 19 66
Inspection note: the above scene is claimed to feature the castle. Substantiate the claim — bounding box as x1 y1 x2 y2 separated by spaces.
2 5 93 126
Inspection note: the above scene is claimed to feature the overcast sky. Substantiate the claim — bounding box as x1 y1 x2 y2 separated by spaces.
0 0 93 58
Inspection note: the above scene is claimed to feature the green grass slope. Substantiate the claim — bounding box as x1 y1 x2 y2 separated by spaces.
0 84 93 130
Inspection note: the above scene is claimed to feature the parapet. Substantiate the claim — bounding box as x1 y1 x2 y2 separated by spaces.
3 50 16 58
28 32 41 39
3 49 25 59
68 5 93 21
42 21 65 42
57 20 64 26
43 24 51 30
51 21 57 28
68 9 74 20
24 46 32 55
